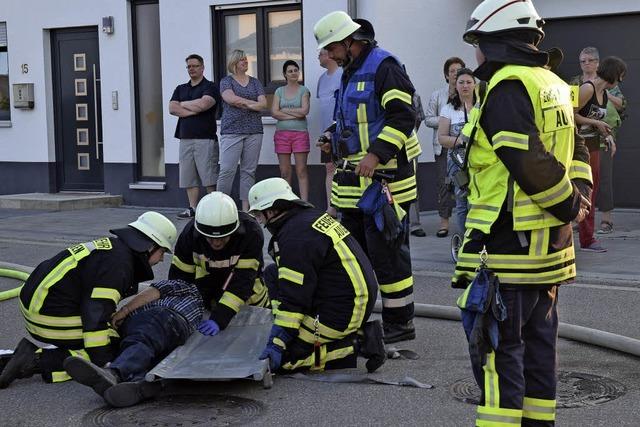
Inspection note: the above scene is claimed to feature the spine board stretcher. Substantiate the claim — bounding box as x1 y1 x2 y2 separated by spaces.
146 305 273 388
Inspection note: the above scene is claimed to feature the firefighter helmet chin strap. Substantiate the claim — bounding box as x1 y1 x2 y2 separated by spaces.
262 209 286 233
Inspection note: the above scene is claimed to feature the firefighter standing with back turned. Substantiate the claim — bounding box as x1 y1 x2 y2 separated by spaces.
454 1 592 425
0 212 177 388
313 11 421 343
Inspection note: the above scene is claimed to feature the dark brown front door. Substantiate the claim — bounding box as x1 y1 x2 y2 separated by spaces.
51 27 104 191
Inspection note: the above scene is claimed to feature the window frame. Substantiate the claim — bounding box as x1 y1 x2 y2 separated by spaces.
130 0 165 181
212 2 304 97
0 22 11 125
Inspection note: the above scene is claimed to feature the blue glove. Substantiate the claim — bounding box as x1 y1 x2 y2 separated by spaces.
259 325 293 371
198 319 220 336
260 343 284 371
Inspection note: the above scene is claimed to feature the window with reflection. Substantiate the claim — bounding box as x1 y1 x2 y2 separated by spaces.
214 3 302 109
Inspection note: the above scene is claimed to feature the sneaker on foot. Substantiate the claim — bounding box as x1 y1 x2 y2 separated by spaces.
177 207 195 219
580 242 607 253
383 320 416 344
596 221 613 234
63 356 119 396
0 338 40 389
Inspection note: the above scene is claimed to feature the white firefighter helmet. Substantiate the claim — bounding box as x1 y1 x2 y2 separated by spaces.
463 0 544 46
194 192 239 238
314 10 361 49
248 178 300 213
128 211 177 252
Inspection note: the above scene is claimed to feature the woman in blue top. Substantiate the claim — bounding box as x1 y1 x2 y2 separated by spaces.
218 50 267 211
270 60 311 201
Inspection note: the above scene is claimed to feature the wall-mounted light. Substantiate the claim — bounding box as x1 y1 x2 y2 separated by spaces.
102 16 114 35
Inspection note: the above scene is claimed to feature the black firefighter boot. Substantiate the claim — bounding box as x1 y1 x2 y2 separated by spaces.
0 338 41 389
383 320 416 344
357 320 387 373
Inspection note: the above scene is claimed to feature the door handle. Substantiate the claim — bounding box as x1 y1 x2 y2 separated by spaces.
92 63 102 159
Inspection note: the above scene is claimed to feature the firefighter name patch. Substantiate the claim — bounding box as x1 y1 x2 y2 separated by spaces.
312 214 350 243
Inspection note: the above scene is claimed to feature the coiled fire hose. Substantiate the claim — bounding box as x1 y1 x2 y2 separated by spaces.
0 262 32 301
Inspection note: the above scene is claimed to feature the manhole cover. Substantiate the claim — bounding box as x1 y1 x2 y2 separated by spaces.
83 394 265 426
449 371 626 408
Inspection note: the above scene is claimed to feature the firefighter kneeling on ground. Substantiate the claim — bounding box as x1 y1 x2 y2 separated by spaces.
248 177 386 373
169 191 270 336
454 0 592 425
0 212 177 388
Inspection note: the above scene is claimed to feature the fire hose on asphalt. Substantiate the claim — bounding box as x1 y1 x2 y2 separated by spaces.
0 262 32 301
1 261 639 358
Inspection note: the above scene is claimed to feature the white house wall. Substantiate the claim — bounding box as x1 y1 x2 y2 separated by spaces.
357 0 481 162
0 1 136 164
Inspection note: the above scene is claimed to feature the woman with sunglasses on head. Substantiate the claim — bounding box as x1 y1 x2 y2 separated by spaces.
217 50 267 211
574 56 627 252
437 68 477 235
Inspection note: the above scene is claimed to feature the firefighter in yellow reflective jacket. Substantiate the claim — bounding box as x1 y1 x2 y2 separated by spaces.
0 212 177 388
248 178 385 373
456 1 592 426
313 12 420 343
169 192 270 336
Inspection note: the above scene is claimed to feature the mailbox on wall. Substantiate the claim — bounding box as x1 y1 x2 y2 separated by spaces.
13 83 34 109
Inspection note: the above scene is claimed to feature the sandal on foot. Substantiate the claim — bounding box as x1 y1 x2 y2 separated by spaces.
436 228 449 238
597 221 613 234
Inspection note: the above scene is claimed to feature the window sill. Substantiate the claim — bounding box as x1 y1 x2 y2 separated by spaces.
129 181 166 190
0 121 12 128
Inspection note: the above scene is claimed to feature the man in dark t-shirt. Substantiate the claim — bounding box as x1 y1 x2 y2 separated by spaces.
169 53 220 219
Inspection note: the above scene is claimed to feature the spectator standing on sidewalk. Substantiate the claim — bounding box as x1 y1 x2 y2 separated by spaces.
169 54 220 219
570 47 628 235
271 60 311 201
217 50 267 211
425 57 465 238
597 82 626 234
574 56 627 252
316 48 342 217
437 68 476 234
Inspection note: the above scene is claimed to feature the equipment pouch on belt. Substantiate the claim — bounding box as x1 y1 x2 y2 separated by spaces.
456 264 506 373
357 181 404 247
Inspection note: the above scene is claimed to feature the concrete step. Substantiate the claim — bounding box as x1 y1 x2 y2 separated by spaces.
0 192 123 210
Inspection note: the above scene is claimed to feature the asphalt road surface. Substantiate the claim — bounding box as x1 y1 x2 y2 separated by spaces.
1 208 639 426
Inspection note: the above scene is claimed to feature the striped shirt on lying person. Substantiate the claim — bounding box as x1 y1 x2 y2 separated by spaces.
129 279 205 332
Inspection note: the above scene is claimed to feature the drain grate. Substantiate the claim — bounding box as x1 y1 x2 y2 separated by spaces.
84 394 265 426
449 371 626 408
